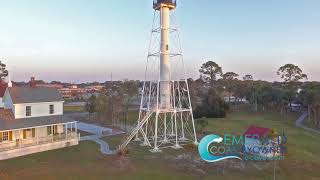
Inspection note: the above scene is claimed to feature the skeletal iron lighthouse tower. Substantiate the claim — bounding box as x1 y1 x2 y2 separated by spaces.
119 0 198 152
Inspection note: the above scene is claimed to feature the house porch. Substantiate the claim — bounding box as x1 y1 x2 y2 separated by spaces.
0 121 79 160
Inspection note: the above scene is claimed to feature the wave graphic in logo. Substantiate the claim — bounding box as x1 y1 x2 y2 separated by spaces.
198 134 242 163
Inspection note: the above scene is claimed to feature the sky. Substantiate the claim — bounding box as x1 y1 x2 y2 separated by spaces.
0 0 319 83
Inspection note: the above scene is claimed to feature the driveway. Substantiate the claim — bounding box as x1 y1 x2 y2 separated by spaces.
295 111 320 134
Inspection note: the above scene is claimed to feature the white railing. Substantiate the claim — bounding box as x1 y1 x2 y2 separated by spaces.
0 132 79 152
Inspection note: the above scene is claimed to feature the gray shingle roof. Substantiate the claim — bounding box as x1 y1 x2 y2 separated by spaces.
0 114 76 131
8 86 64 104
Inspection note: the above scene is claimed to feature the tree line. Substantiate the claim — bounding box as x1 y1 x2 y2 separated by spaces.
85 80 139 130
191 61 320 127
84 61 320 128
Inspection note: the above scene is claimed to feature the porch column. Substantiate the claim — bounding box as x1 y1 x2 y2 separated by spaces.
65 123 68 140
36 127 39 144
51 125 54 142
19 129 22 147
75 122 77 135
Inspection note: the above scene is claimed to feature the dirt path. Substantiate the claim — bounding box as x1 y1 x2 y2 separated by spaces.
295 111 320 134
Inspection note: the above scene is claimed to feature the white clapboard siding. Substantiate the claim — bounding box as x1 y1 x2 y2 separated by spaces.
14 101 63 119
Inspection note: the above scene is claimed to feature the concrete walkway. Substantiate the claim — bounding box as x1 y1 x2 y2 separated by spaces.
75 122 125 155
295 111 320 134
77 122 113 136
80 135 115 155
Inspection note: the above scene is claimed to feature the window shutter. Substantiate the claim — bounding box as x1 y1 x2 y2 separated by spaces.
47 126 51 135
0 132 2 142
9 131 12 141
32 128 35 137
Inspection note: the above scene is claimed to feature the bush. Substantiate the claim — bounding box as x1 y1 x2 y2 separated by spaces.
193 88 229 118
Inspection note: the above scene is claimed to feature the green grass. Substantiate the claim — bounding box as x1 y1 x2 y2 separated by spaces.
78 130 94 136
0 142 194 180
200 111 320 163
304 117 320 130
64 105 85 112
1 109 320 179
118 110 139 125
196 110 320 179
102 134 125 149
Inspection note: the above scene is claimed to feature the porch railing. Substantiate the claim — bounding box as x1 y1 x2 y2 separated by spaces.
0 131 79 152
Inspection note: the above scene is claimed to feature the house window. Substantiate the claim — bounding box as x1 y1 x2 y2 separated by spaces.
2 132 8 141
26 106 31 116
49 105 54 114
47 126 52 135
166 44 169 51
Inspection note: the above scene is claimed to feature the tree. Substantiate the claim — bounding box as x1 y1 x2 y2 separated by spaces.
50 81 61 84
222 72 239 103
299 83 320 126
107 84 125 125
96 93 109 123
0 61 8 79
243 74 253 81
85 94 97 121
188 78 205 109
233 80 247 104
245 81 266 112
277 64 308 107
193 88 229 118
199 61 223 86
277 64 307 82
122 80 139 131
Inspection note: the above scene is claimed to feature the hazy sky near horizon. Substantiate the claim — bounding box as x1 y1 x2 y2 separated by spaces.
0 0 319 83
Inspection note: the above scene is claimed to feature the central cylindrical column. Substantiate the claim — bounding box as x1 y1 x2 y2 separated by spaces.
160 6 171 109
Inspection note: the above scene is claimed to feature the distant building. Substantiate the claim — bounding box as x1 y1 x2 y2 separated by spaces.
0 77 79 160
36 83 63 89
84 85 104 92
223 92 247 103
58 85 85 100
58 88 73 99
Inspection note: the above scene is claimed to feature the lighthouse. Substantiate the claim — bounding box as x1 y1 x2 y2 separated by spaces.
155 0 176 109
119 0 198 153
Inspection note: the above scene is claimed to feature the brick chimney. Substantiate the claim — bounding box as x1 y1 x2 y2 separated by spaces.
30 77 36 88
0 78 7 88
0 78 7 98
0 78 5 86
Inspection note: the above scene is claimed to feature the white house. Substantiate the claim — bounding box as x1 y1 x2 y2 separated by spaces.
0 77 79 160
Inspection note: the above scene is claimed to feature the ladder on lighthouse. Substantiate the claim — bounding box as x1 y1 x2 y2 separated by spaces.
118 110 154 151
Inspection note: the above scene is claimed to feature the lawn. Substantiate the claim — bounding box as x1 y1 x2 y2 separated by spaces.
304 117 320 130
1 109 320 180
78 130 94 136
